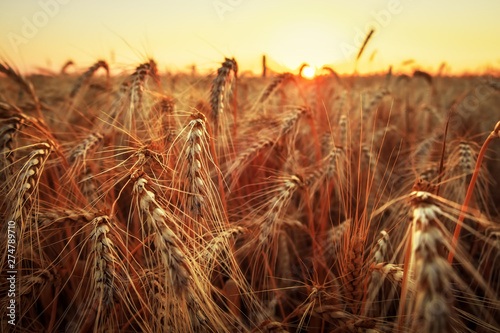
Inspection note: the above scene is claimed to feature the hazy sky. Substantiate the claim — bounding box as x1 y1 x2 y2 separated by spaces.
1 0 499 74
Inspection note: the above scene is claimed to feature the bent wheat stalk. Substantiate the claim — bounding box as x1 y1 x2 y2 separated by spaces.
448 120 500 263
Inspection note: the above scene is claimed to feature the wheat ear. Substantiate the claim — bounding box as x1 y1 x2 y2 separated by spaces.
0 62 42 118
449 120 500 263
69 60 109 98
406 189 456 332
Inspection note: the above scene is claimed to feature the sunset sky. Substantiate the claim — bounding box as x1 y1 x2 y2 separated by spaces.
1 0 500 75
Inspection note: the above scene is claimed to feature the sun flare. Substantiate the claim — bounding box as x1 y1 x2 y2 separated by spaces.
301 65 315 79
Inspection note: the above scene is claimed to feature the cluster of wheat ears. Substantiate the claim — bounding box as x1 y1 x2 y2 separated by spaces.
0 57 499 333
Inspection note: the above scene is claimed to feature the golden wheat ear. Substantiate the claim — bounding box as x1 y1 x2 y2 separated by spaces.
88 215 118 330
210 57 238 127
362 229 390 317
209 57 239 161
1 63 44 122
7 143 52 223
256 72 294 106
69 60 109 98
0 116 27 181
398 186 458 332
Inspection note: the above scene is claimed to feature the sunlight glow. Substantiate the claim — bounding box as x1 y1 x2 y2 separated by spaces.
0 1 499 74
301 65 315 79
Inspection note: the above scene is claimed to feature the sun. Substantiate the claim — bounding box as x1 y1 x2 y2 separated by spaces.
301 65 315 79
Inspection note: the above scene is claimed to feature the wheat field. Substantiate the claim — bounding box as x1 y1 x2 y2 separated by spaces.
1 58 500 332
